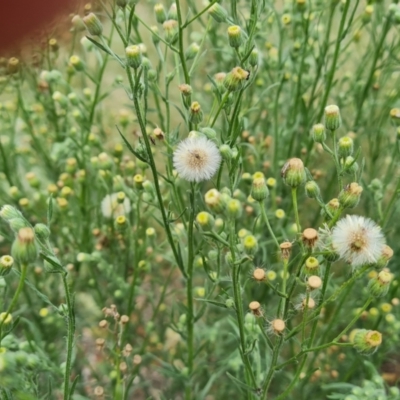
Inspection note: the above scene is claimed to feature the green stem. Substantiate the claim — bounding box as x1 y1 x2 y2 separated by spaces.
259 200 280 249
0 263 28 342
291 187 301 237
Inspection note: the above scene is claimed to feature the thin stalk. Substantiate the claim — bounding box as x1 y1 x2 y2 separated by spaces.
259 200 280 249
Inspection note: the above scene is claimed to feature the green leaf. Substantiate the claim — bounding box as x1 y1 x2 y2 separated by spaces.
47 195 53 228
116 125 148 163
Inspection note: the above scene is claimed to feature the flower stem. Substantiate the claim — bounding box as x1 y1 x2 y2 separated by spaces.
259 200 280 249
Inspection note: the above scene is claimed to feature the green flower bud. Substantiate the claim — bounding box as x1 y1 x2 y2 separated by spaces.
342 156 359 174
71 15 86 32
11 227 38 265
324 104 341 131
390 108 400 125
151 25 160 45
243 235 258 256
125 45 142 69
226 199 242 219
281 158 306 187
0 255 13 277
168 3 177 20
249 48 259 67
200 127 217 140
311 123 326 143
225 298 234 308
34 223 50 241
251 177 269 201
227 25 244 48
9 218 29 233
338 182 363 209
209 3 228 22
338 136 354 158
0 205 22 222
185 43 200 60
368 270 393 297
224 67 250 92
353 329 382 355
219 144 233 161
154 3 167 23
304 256 320 276
196 211 215 231
189 101 203 125
83 13 103 36
305 180 320 199
0 312 12 325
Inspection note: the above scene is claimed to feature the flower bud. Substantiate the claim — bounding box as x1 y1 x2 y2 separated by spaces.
325 198 340 218
300 297 315 311
163 20 178 43
338 182 363 209
205 189 223 213
69 55 85 71
71 15 86 32
251 177 269 201
281 158 306 187
375 245 394 270
125 45 142 69
154 3 167 23
390 108 400 125
185 43 200 61
368 271 393 297
196 211 215 231
7 57 19 74
224 67 250 92
83 13 103 36
0 312 12 325
179 83 192 97
0 205 22 222
115 215 128 232
243 235 258 256
168 3 177 20
353 329 382 355
209 3 228 23
324 105 341 131
11 227 38 265
305 180 320 199
338 136 354 158
189 101 203 125
304 256 319 276
34 223 50 242
200 127 217 140
219 144 233 161
9 218 28 233
226 199 242 219
0 255 13 277
227 25 244 48
249 48 259 67
342 156 359 174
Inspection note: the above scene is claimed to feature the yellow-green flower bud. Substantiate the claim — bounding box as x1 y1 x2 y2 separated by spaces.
243 235 258 256
311 123 326 143
338 136 354 158
133 174 144 189
342 156 359 174
281 158 306 187
205 189 223 213
226 199 242 219
209 3 228 23
304 256 319 276
196 211 215 231
168 3 177 20
11 227 38 265
185 43 200 61
390 108 400 125
0 312 12 325
305 180 320 199
126 45 142 69
368 270 393 297
69 55 84 71
324 105 341 131
224 67 250 92
227 25 244 48
154 3 167 23
115 215 128 232
0 205 22 222
0 255 13 277
83 13 103 36
116 0 127 8
34 223 50 242
338 182 363 209
200 127 217 140
178 84 193 97
189 101 203 125
325 198 340 218
251 177 269 201
353 329 382 355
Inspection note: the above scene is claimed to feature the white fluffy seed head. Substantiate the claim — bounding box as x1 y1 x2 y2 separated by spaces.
331 215 385 268
173 137 221 182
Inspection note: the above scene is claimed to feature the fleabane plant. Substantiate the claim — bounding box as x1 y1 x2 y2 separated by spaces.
0 0 400 399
